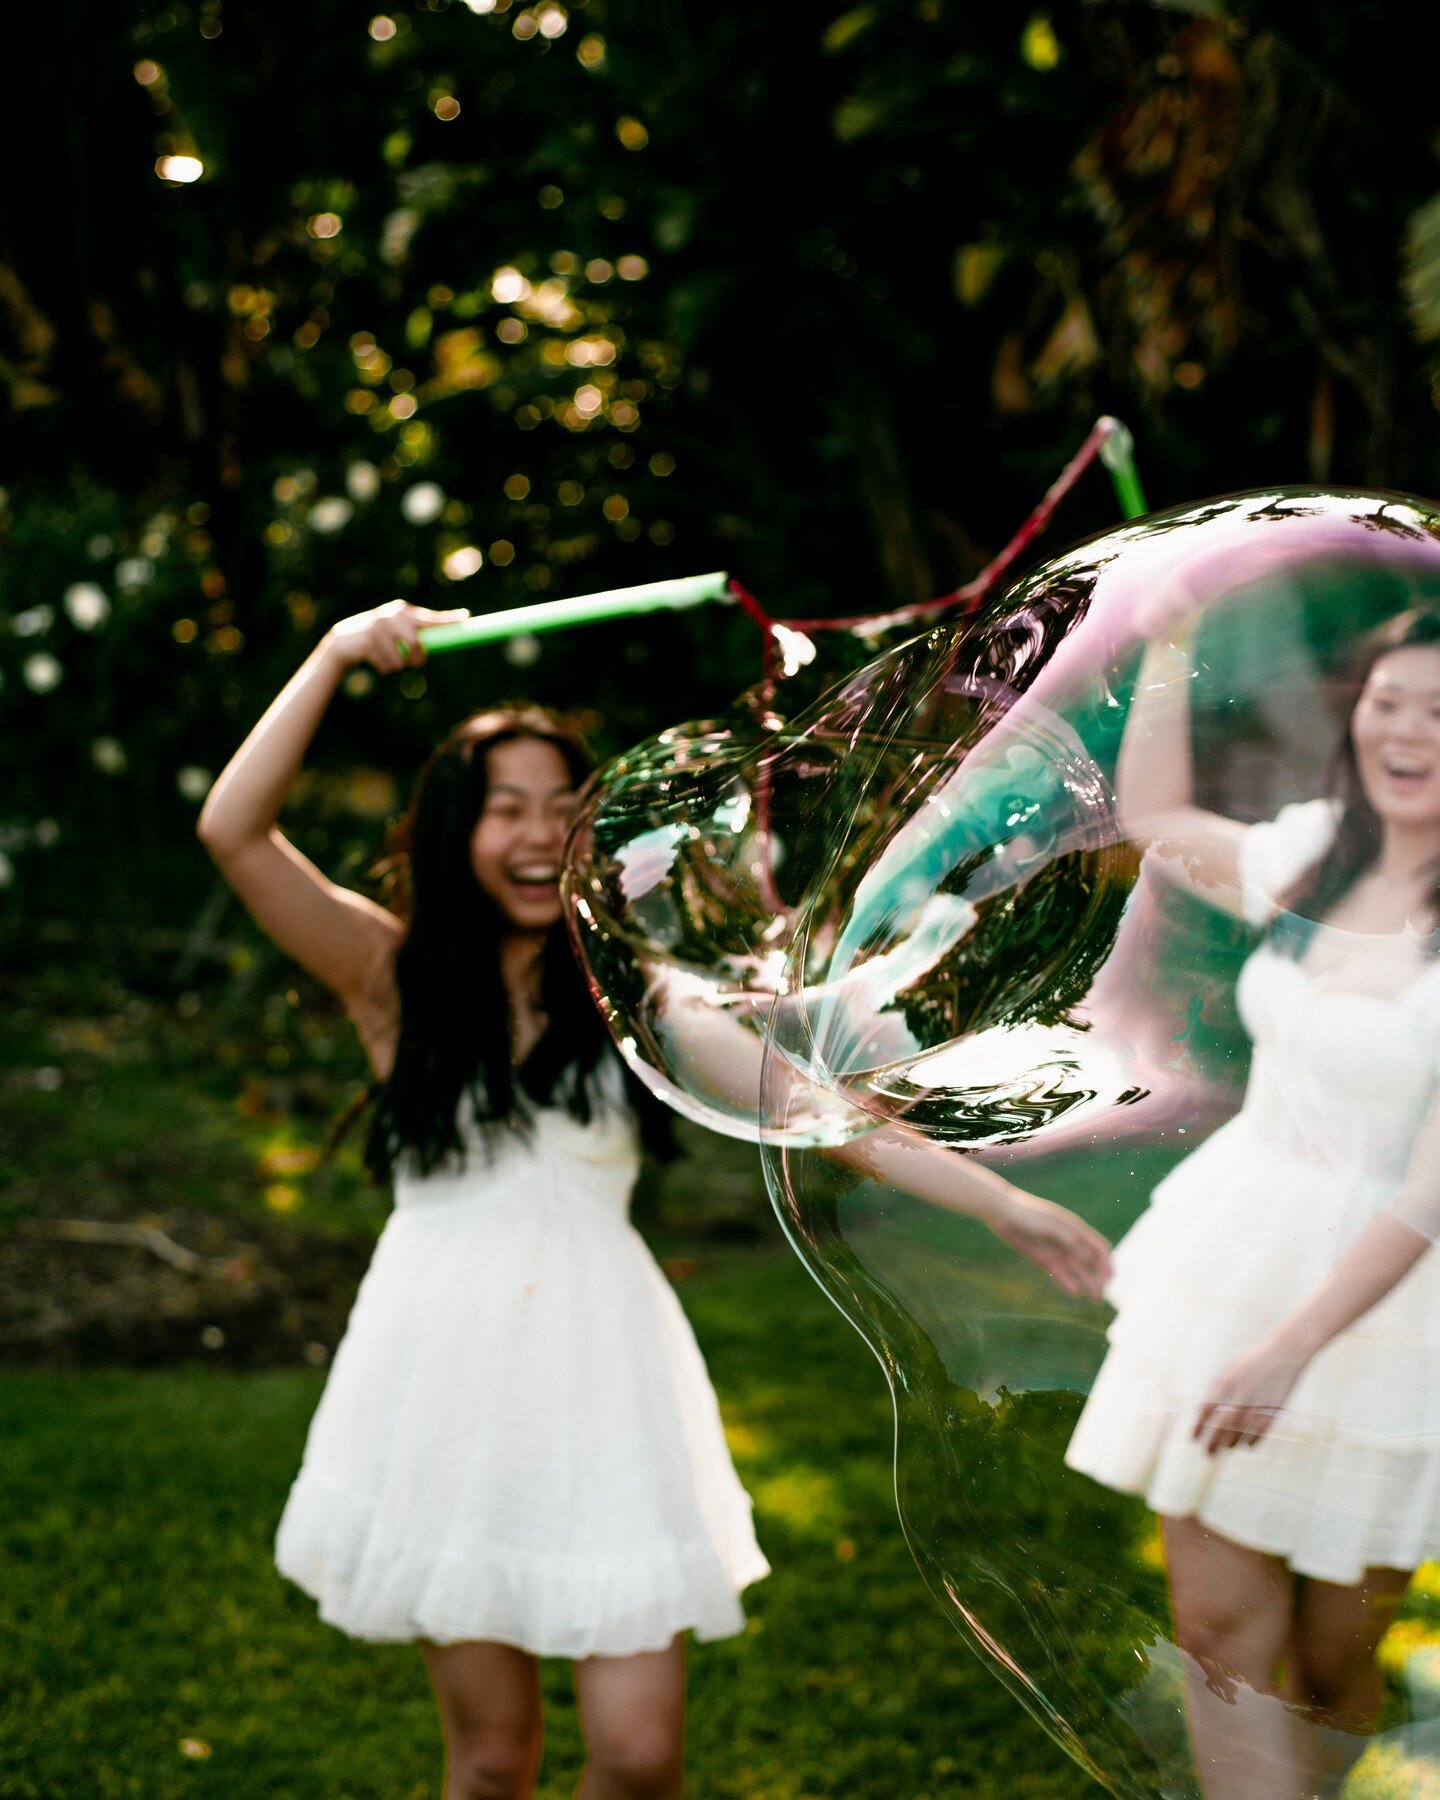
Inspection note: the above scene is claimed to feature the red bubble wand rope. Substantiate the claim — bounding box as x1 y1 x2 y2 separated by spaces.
418 417 1146 672
724 417 1149 913
727 415 1148 717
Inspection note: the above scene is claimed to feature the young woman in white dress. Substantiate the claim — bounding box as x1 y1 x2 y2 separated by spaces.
1063 605 1440 1799
198 598 1113 1800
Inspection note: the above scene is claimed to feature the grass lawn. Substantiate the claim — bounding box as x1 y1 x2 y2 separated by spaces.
0 1247 1088 1800
7 969 1440 1797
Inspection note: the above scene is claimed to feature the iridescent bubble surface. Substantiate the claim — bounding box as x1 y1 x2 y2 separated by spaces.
572 490 1440 1794
565 615 1002 1141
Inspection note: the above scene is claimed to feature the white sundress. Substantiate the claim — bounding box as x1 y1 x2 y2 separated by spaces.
1065 798 1440 1585
275 1051 770 1655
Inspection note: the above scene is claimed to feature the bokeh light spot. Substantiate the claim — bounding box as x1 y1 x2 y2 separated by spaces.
63 583 110 629
23 654 62 693
401 482 445 524
155 154 203 184
442 544 484 580
1021 12 1062 69
492 267 529 305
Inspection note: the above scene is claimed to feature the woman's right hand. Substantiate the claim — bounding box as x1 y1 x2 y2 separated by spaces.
990 1189 1113 1301
324 599 472 675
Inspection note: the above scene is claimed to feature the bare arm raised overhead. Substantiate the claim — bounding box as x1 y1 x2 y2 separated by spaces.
197 600 468 1020
1116 616 1251 916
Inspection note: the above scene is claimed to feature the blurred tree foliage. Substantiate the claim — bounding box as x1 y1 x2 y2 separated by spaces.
3 0 1439 955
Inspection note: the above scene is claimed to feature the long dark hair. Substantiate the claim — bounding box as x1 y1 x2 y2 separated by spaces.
328 704 673 1183
1277 607 1440 937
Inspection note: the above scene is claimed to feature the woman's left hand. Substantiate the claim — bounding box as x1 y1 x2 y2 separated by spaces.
991 1191 1113 1302
1192 1337 1310 1454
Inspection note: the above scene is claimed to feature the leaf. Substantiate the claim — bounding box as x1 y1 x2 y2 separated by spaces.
954 245 1007 308
822 6 877 54
832 94 887 142
1031 296 1102 384
1404 193 1440 343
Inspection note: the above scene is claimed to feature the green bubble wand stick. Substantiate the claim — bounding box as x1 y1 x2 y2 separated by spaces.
418 570 735 656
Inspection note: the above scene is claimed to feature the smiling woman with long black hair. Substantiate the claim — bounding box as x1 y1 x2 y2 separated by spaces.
198 598 769 1800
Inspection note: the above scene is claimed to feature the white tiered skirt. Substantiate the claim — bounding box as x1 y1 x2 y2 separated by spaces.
1065 1118 1440 1585
275 1179 769 1655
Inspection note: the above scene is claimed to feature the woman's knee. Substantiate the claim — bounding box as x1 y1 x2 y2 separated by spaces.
1174 1587 1278 1664
447 1724 542 1800
1164 1518 1290 1677
586 1718 684 1797
1289 1627 1382 1718
1289 1573 1405 1718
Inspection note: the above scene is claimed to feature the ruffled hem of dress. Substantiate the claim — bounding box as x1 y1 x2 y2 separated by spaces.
274 1474 771 1657
1065 1346 1440 1585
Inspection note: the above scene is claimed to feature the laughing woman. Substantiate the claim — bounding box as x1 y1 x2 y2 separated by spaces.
199 600 769 1800
1065 606 1440 1800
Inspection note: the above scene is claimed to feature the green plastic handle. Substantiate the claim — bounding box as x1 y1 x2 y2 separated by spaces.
419 570 733 654
1097 417 1149 520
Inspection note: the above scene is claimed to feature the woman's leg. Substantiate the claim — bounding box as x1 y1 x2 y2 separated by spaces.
418 1638 545 1800
1162 1515 1313 1800
1285 1565 1411 1798
572 1635 685 1800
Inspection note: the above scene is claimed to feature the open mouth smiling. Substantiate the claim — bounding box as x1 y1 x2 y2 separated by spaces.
507 865 560 894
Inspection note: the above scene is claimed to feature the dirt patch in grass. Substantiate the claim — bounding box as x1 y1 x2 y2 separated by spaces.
0 964 773 1375
0 1209 372 1372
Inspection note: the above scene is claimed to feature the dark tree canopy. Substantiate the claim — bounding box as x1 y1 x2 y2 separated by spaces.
4 0 1439 944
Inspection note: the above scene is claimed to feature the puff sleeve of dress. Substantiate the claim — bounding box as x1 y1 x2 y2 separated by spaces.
1235 796 1339 928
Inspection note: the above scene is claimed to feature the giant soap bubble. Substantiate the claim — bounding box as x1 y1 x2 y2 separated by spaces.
566 579 1089 1141
571 489 1440 1795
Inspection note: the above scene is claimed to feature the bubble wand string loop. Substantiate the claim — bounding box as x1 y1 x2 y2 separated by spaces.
730 417 1148 921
